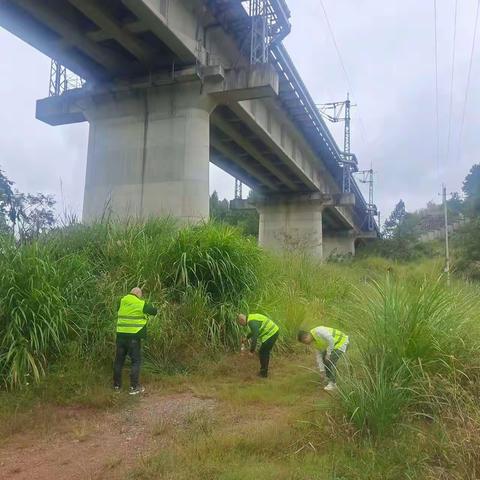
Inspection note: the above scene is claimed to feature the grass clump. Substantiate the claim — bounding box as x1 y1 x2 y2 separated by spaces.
0 238 71 388
339 276 480 436
161 222 261 303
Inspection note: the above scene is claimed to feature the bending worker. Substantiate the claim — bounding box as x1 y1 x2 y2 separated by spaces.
298 326 349 391
113 287 157 395
237 313 279 378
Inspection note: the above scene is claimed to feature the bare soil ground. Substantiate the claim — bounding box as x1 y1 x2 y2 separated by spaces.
0 392 216 480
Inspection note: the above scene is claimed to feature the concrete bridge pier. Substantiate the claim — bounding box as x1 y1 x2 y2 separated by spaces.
255 193 357 259
82 82 216 223
36 63 279 223
257 195 324 258
322 231 356 259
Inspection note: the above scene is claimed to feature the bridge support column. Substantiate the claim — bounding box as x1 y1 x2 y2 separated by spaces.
322 231 356 259
82 82 215 222
257 198 324 258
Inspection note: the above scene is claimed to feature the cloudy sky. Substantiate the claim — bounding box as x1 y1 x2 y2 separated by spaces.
1 0 479 220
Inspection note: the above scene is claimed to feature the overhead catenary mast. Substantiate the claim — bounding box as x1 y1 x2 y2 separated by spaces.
317 94 358 192
318 94 378 231
356 168 378 232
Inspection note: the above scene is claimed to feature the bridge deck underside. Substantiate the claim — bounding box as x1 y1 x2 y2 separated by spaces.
210 106 309 194
210 106 355 231
0 0 185 81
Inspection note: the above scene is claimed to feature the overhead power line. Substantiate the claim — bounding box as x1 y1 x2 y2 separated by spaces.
318 0 351 89
457 0 480 163
446 0 458 166
318 0 369 148
433 0 440 173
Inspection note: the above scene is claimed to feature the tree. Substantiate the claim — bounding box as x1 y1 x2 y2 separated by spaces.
462 164 480 215
0 166 56 240
448 192 463 215
210 191 229 221
209 190 259 237
454 219 480 280
382 200 406 238
0 168 15 233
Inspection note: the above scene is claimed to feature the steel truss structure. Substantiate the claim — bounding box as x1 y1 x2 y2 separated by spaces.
48 59 85 97
248 0 291 63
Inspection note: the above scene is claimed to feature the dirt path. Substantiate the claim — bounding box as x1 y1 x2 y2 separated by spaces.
0 392 216 480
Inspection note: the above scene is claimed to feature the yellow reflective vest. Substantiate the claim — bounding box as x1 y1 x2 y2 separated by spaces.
248 313 279 343
310 327 348 351
116 294 147 335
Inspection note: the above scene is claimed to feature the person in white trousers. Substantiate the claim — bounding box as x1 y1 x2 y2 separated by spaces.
298 326 349 391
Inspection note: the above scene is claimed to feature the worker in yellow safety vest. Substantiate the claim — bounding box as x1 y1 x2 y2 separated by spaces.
113 287 158 395
237 313 279 378
298 326 349 391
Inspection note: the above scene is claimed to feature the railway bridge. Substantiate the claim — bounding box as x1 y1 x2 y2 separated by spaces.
0 0 378 257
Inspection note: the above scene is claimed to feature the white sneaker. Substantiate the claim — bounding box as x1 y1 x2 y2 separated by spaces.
324 382 337 391
129 386 145 395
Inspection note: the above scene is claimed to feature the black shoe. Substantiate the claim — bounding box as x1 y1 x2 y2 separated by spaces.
113 385 121 393
258 371 268 378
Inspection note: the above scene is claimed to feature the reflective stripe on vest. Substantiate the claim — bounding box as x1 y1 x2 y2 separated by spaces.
248 313 279 343
117 294 147 334
310 327 347 351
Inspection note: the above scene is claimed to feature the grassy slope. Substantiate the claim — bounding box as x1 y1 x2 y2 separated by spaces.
2 222 480 479
0 353 434 480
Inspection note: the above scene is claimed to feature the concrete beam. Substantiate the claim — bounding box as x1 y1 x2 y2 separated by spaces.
121 0 197 64
210 138 279 191
255 192 355 207
356 231 379 239
67 0 155 65
208 64 279 102
87 21 148 43
229 102 319 192
230 199 255 210
210 150 260 190
13 0 129 74
36 90 87 126
211 112 299 191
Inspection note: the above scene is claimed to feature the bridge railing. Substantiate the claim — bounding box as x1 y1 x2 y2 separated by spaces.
270 44 377 232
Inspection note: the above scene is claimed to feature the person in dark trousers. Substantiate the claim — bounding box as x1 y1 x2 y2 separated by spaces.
113 287 157 395
237 313 279 377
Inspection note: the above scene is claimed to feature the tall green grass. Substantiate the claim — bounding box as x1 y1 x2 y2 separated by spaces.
0 220 263 388
339 277 480 436
161 222 261 303
0 238 70 388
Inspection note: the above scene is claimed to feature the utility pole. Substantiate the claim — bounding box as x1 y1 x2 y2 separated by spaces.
442 184 450 284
